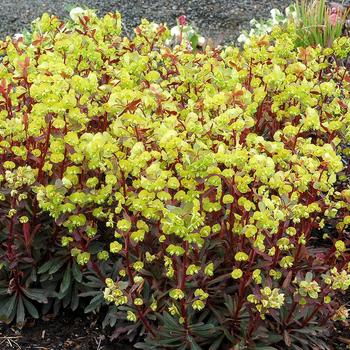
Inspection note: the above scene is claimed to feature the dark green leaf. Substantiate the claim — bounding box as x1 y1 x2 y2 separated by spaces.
48 258 67 275
59 264 72 295
71 285 79 311
208 335 225 350
72 260 82 283
16 297 25 326
162 312 181 330
23 297 39 319
0 288 8 296
21 288 47 303
0 295 17 322
62 282 72 308
37 260 54 274
84 293 103 313
188 336 202 350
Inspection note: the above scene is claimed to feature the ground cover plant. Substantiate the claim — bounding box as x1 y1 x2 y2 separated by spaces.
0 7 349 350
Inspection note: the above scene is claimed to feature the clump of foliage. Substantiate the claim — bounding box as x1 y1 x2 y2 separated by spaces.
295 0 348 47
0 9 349 350
239 1 348 49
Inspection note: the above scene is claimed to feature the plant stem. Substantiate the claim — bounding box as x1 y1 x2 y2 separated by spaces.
300 303 322 327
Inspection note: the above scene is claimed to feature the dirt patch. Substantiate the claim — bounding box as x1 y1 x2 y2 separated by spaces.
0 311 349 350
0 0 291 44
0 312 133 350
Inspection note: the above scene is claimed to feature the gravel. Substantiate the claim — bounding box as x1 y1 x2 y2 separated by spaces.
0 0 291 44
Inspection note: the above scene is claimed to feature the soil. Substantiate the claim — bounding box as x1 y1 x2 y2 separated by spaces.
0 0 292 45
336 323 350 350
0 312 133 350
0 312 349 350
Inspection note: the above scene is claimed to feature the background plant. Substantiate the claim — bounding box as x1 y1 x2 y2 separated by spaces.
295 0 348 47
238 1 349 49
165 15 206 50
0 8 349 350
237 5 297 44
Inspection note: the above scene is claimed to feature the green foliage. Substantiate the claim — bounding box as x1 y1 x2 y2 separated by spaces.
295 0 347 47
0 9 349 350
237 6 298 44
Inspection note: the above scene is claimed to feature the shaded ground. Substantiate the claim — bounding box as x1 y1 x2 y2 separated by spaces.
0 311 349 350
0 0 291 44
0 311 134 350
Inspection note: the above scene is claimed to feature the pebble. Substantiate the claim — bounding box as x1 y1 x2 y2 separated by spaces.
0 0 291 44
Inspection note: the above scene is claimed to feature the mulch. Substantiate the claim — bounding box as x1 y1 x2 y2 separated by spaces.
0 311 349 349
0 0 291 45
0 312 133 350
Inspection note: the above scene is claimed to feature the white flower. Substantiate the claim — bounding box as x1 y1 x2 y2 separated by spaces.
198 36 205 46
270 8 282 22
150 23 159 32
170 26 181 38
69 7 86 23
13 33 24 40
237 33 249 43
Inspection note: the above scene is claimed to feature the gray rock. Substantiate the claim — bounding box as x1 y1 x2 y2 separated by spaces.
0 0 291 44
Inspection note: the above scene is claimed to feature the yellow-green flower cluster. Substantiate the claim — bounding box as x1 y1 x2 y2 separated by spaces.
322 268 350 291
103 278 128 306
0 9 349 343
248 287 285 319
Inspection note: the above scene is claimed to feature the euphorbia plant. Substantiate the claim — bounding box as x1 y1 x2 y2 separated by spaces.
0 9 349 350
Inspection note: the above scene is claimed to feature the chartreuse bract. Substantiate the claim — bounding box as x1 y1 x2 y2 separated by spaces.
0 8 349 350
